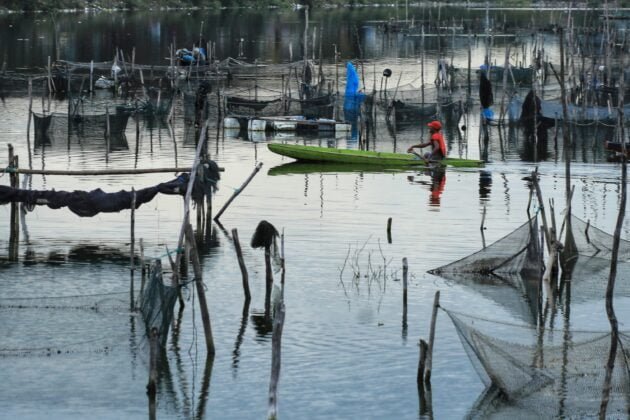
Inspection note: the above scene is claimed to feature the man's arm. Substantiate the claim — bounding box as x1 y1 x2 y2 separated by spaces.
407 141 431 153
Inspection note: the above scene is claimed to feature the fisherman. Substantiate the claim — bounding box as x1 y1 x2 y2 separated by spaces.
407 120 447 160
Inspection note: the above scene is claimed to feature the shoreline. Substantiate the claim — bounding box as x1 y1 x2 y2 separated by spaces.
0 2 613 15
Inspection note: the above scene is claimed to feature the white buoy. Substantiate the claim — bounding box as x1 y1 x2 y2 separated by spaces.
335 123 352 132
248 119 268 132
223 117 241 129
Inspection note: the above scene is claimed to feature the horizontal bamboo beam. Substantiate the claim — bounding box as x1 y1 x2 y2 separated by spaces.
3 167 224 176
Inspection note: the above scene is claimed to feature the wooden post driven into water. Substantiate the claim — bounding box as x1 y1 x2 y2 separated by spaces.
185 223 215 356
424 290 440 384
417 338 428 387
402 257 408 314
26 78 33 169
267 299 286 420
130 189 136 311
232 228 251 302
147 327 159 420
8 144 19 261
214 162 263 222
402 257 408 338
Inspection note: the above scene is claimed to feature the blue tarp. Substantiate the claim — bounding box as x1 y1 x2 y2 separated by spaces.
343 62 366 140
345 62 360 96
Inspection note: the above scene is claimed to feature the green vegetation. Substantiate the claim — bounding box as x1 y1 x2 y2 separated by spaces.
0 0 293 12
0 0 620 13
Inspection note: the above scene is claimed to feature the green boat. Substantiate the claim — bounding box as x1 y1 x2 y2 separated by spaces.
267 143 485 168
268 162 411 176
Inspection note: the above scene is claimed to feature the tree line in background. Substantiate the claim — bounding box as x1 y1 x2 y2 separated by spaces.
0 0 618 13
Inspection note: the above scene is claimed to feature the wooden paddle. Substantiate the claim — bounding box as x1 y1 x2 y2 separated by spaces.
409 150 441 167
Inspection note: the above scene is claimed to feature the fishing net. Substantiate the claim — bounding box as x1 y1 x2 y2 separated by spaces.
446 309 630 419
138 260 178 346
223 88 336 119
32 110 130 145
429 218 541 322
430 218 542 277
508 95 630 124
430 216 630 322
0 292 131 357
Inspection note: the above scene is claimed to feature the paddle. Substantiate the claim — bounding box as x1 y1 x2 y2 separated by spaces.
409 150 438 166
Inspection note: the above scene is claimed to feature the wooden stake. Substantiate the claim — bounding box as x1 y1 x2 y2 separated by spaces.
402 257 408 311
214 162 263 221
147 327 158 420
185 223 215 356
387 217 393 244
139 238 146 305
26 78 33 169
424 290 440 384
232 228 251 302
264 247 273 320
417 339 428 387
129 189 136 310
267 300 286 420
402 257 408 337
8 145 19 261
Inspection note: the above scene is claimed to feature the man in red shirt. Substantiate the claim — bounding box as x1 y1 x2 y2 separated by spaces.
407 120 447 160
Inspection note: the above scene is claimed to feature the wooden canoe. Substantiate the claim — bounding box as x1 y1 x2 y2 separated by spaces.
267 143 484 168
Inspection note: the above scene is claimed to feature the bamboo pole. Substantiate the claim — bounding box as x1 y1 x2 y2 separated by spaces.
47 56 53 94
3 167 223 176
129 189 136 311
600 55 626 420
147 327 159 420
173 122 210 307
402 257 408 337
417 339 428 387
26 78 33 169
264 246 274 320
267 300 286 420
139 238 146 305
532 168 552 251
402 257 408 311
232 228 251 302
8 145 19 261
424 290 440 384
185 223 215 356
214 162 263 221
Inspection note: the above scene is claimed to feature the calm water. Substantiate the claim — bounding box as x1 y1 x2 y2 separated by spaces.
1 6 629 420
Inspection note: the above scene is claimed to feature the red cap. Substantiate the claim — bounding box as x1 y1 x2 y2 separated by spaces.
427 120 442 131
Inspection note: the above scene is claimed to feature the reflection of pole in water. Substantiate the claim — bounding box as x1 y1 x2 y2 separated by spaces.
195 355 216 420
479 170 492 201
232 300 250 375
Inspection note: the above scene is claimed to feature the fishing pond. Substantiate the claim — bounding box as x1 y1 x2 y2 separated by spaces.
1 5 629 419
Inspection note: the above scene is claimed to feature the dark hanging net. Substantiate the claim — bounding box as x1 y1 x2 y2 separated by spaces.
138 260 178 347
0 174 189 217
446 308 630 419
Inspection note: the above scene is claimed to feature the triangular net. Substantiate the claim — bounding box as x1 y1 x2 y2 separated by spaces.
446 308 630 418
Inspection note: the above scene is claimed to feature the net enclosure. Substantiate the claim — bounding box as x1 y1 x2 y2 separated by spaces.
429 216 630 322
429 214 630 418
447 309 630 419
139 260 179 346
